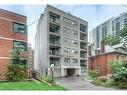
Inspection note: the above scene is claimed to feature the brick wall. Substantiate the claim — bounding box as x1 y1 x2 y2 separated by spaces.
0 9 27 80
88 52 127 76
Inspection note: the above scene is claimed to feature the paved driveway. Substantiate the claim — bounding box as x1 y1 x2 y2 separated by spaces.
56 75 115 90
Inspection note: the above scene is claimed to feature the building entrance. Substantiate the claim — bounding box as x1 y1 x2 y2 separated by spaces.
67 69 75 77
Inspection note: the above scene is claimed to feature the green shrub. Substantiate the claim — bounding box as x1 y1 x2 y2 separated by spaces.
117 83 127 89
39 75 56 83
105 79 114 87
92 79 102 86
88 70 98 78
6 49 26 81
6 64 25 81
108 60 127 89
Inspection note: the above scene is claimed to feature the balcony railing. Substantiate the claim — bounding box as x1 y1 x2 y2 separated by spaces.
50 51 60 56
50 41 60 45
80 46 87 50
49 17 60 24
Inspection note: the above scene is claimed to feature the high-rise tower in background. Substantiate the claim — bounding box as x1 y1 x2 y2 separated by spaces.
90 12 127 49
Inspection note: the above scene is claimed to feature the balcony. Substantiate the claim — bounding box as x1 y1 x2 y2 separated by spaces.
80 42 87 50
49 47 60 57
50 57 60 67
80 51 87 59
80 24 87 33
80 33 87 42
49 23 61 36
80 60 87 73
49 12 60 25
49 34 60 47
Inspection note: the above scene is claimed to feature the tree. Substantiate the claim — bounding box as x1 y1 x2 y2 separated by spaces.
120 26 127 37
103 35 121 46
6 48 26 81
108 60 127 88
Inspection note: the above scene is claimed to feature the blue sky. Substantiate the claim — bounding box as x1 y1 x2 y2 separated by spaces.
0 5 127 49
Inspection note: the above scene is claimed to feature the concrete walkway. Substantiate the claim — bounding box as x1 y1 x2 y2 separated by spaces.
56 75 115 90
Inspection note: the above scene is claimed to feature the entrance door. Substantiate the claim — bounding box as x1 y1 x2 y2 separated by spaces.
67 69 75 77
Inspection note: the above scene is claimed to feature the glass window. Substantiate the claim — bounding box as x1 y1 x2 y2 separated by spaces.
64 58 70 63
72 59 78 64
64 37 70 44
72 30 78 36
64 47 70 53
13 22 26 34
63 17 70 23
72 40 78 45
13 40 27 51
71 20 78 26
63 27 70 33
72 49 78 54
13 59 27 68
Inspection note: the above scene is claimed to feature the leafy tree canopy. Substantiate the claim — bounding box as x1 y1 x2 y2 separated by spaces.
103 35 121 46
120 26 127 37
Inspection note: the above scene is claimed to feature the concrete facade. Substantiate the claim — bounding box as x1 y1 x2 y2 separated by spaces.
35 5 88 77
0 9 27 80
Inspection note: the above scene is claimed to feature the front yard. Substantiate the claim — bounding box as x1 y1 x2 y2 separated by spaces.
0 81 66 90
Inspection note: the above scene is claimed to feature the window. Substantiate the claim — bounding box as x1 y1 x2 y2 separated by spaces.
13 59 27 68
13 41 27 51
63 27 70 33
72 40 78 45
13 22 26 34
72 59 78 64
64 48 70 53
63 37 70 44
63 17 70 23
72 49 78 54
64 58 70 63
72 30 78 36
71 20 78 26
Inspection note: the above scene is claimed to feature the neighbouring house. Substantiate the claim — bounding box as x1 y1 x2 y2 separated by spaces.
0 9 28 80
34 5 88 77
88 41 127 76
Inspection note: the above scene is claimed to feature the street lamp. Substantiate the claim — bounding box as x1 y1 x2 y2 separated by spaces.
51 64 54 85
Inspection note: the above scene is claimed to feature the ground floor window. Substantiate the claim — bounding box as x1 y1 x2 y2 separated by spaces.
13 40 27 51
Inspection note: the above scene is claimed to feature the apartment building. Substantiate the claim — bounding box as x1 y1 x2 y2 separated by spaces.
90 11 127 48
0 9 27 79
35 5 88 77
115 12 127 44
90 18 115 48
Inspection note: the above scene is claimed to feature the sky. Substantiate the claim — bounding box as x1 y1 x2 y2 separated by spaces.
0 5 127 49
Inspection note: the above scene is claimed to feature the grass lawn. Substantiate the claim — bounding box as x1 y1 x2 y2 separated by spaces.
0 81 66 90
